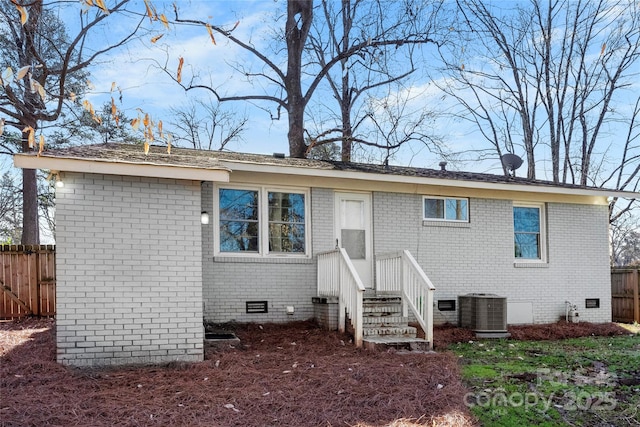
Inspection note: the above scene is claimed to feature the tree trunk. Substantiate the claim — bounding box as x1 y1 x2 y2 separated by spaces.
21 129 39 244
286 0 313 158
288 105 306 158
340 102 353 162
339 0 352 162
21 168 39 244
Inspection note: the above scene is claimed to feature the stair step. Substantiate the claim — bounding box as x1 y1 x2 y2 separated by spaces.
362 325 417 338
363 303 402 313
363 337 432 352
363 296 402 304
362 316 409 326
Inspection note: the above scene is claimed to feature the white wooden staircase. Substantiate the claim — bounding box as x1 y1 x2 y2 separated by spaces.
317 249 435 351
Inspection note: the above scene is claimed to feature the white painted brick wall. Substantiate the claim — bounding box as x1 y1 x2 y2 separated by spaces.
200 183 610 327
202 186 334 323
56 173 204 366
373 192 611 325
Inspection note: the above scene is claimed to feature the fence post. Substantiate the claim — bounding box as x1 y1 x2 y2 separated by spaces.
635 270 640 324
29 250 39 316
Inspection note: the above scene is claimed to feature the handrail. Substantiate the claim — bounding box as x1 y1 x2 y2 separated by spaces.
376 250 435 347
317 248 365 347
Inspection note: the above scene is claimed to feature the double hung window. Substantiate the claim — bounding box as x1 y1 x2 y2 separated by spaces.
217 186 308 256
513 203 546 261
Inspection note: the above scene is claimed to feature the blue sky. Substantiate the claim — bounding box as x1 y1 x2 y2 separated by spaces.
79 0 470 170
84 1 292 157
81 0 639 181
4 0 639 178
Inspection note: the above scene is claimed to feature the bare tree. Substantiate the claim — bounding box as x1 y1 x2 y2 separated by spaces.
0 170 22 244
169 99 247 151
436 0 640 183
0 0 145 244
605 96 640 221
306 0 445 161
611 207 640 266
167 0 442 159
347 83 446 164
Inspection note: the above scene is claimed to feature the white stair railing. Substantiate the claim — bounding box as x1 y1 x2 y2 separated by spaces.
376 250 436 347
317 248 365 347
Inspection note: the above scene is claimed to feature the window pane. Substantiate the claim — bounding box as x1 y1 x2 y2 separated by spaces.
268 193 305 222
342 229 366 259
424 199 444 219
219 189 259 252
514 232 540 259
220 189 258 221
268 192 305 253
220 220 259 252
513 207 540 233
269 223 305 253
446 199 468 221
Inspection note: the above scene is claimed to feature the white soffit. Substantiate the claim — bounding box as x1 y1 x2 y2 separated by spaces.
13 154 230 182
218 160 637 199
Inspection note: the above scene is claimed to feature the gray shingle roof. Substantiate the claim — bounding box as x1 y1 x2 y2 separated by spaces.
23 142 614 193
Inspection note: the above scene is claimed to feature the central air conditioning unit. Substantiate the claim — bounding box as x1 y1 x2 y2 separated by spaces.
458 294 509 336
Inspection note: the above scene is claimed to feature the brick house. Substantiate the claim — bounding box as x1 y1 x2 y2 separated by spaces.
14 143 631 366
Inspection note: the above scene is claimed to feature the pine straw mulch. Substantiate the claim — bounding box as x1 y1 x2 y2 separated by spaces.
0 319 634 427
1 318 474 427
432 320 631 350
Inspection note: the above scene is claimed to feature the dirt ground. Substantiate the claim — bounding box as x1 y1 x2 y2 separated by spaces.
0 318 633 427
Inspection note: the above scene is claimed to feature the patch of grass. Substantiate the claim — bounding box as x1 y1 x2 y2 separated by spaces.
452 334 640 426
461 364 500 380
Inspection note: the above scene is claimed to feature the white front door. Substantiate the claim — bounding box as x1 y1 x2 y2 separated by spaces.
335 192 373 288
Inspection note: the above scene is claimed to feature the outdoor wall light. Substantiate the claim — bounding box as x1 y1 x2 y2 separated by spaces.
200 211 210 225
49 171 64 188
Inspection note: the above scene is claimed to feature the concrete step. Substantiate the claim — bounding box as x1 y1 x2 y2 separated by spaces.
363 303 403 315
363 336 432 352
363 295 402 304
362 316 409 326
362 325 417 338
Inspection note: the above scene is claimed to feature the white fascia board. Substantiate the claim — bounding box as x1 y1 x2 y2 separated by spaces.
219 160 638 199
13 154 230 182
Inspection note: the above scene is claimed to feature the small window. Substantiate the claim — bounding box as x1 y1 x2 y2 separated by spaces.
423 196 469 222
513 203 546 261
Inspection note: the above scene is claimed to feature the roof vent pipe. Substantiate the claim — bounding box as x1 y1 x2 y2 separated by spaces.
439 161 447 171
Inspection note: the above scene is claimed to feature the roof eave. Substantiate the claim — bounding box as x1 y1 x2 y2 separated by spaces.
218 160 637 199
13 153 231 183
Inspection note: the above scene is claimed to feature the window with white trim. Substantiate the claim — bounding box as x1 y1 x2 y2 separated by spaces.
423 196 469 222
216 186 308 256
513 202 546 261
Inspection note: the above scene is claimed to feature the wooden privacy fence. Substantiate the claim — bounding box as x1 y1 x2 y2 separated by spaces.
611 268 640 324
0 245 56 319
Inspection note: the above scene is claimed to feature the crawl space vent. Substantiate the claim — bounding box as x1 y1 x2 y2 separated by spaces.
585 298 600 309
246 301 268 314
438 300 456 311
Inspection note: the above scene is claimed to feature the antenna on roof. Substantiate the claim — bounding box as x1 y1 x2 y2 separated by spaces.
500 153 523 178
